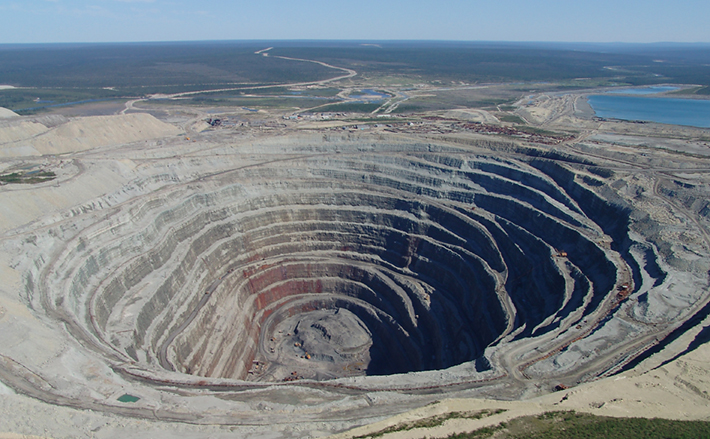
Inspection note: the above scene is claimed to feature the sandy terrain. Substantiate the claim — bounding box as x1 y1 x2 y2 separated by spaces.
43 101 131 118
0 113 181 157
0 108 18 119
0 120 48 145
330 339 710 438
443 109 499 124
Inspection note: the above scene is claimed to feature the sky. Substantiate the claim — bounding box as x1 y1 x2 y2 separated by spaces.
0 0 708 44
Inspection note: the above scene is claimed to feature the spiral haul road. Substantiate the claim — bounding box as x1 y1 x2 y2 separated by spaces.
2 125 709 436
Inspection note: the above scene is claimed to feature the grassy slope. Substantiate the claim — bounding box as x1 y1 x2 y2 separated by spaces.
448 411 710 439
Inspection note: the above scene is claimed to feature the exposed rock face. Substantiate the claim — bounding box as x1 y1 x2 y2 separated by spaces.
4 131 708 430
19 135 699 384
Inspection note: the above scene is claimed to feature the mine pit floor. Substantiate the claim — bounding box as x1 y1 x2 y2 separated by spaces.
253 308 373 382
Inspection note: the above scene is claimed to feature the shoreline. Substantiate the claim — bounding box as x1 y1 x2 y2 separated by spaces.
574 95 595 119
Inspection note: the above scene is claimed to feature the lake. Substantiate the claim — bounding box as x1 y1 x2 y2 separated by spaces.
348 89 390 102
606 86 680 95
587 94 710 128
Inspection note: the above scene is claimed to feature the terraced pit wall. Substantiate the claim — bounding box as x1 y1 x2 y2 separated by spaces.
8 133 704 419
18 135 684 390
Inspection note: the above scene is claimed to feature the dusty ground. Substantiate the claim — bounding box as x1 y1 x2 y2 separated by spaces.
0 108 18 119
329 333 710 438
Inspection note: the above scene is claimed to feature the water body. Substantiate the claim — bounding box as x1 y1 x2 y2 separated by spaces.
348 89 390 102
587 95 710 128
607 86 680 95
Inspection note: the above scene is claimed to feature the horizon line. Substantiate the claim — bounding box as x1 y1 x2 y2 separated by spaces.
1 39 710 47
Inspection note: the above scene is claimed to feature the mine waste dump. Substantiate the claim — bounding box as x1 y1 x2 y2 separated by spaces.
32 137 708 390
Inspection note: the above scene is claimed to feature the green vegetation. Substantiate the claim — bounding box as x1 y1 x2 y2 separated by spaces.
297 87 342 97
255 87 342 97
392 103 426 113
498 114 526 124
192 86 342 98
0 170 56 184
447 411 710 439
2 42 709 113
0 42 338 112
0 88 124 114
273 43 710 87
156 95 332 109
392 89 519 113
168 87 343 110
672 86 710 96
0 43 335 90
354 409 506 439
315 102 381 113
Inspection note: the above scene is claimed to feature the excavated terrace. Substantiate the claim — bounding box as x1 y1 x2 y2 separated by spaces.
8 131 709 429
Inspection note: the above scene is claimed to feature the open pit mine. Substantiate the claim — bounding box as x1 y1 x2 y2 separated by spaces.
0 112 709 437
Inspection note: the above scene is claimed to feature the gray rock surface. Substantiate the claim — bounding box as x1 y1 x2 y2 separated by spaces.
0 113 709 437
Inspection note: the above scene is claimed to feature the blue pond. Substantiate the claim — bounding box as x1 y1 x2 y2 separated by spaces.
587 94 710 128
607 86 680 95
348 89 390 102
